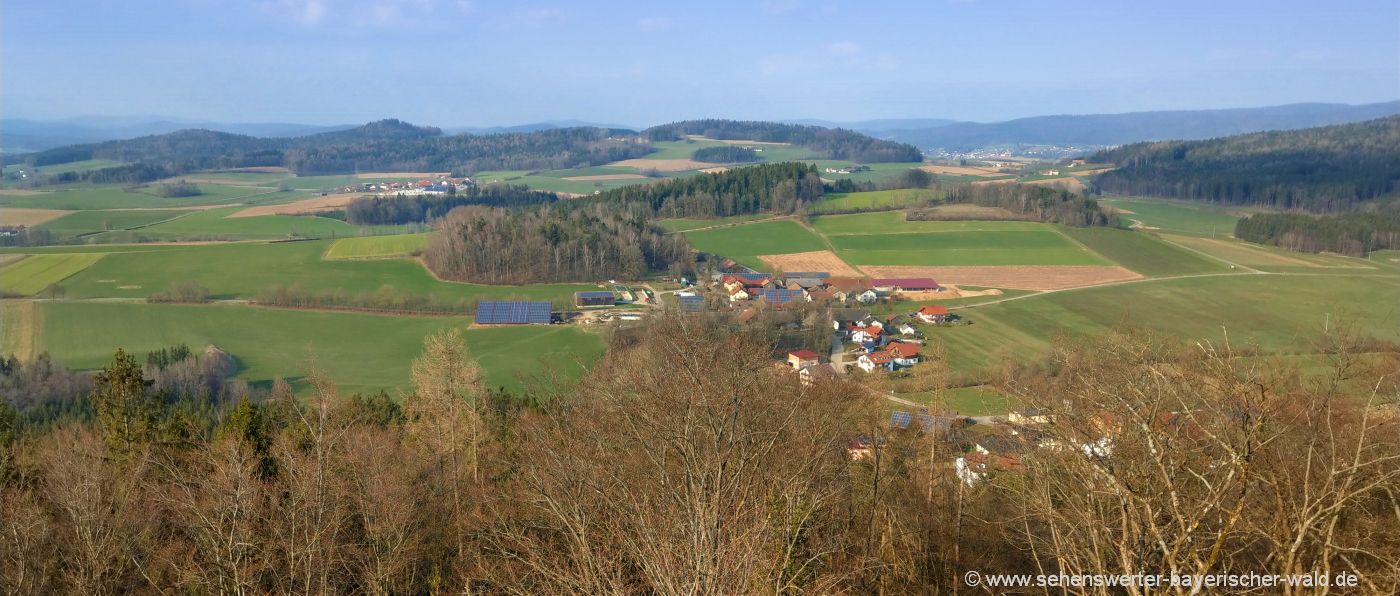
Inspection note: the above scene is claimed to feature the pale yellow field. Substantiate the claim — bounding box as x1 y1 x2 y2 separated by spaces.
0 207 72 226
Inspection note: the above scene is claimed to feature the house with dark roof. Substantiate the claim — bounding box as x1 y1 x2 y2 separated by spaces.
574 291 616 308
754 288 807 308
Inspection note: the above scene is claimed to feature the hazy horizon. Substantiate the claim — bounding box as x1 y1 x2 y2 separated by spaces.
4 0 1398 126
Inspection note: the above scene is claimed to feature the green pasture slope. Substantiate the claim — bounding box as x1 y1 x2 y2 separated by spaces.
809 212 1106 267
657 214 774 233
0 253 105 296
1101 196 1246 237
1058 226 1226 277
0 183 287 210
324 233 429 260
132 207 361 240
25 302 604 395
932 274 1400 372
810 188 941 214
37 209 194 239
680 219 827 268
53 239 589 304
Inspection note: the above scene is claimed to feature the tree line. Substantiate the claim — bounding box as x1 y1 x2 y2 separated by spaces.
1091 116 1400 212
0 316 1395 593
645 119 924 163
913 182 1117 226
691 145 760 163
580 161 826 218
1234 202 1400 256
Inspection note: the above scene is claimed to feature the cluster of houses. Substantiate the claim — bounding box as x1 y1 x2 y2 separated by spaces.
340 177 474 196
715 272 943 307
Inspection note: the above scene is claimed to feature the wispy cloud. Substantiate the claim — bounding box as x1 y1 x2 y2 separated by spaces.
826 41 863 55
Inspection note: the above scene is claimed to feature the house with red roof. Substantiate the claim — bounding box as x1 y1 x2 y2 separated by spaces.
856 350 896 372
885 342 922 365
917 305 949 324
786 349 821 370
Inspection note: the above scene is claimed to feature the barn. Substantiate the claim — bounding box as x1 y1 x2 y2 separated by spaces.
574 291 616 308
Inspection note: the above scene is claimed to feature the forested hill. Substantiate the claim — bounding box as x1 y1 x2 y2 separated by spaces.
885 101 1398 151
643 119 923 163
13 120 653 179
580 161 824 218
1090 116 1400 212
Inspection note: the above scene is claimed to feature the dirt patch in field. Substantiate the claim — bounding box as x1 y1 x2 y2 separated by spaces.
1025 177 1087 193
0 207 72 226
355 172 449 179
117 285 142 290
1101 205 1136 215
862 265 1143 291
918 165 1004 176
0 255 24 267
1070 166 1114 176
899 285 1003 301
561 174 649 181
229 193 366 217
609 158 713 172
970 178 1018 187
2 301 38 361
758 251 863 277
0 188 45 196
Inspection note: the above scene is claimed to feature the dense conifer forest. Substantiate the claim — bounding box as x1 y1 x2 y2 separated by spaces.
1090 116 1400 212
644 119 924 162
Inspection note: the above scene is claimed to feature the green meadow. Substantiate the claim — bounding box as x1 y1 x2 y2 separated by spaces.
37 209 194 239
54 239 590 303
324 233 429 260
0 253 106 296
932 274 1400 372
810 188 942 213
679 219 828 268
1102 196 1246 237
131 207 361 240
657 214 775 233
1058 226 1227 277
24 301 604 395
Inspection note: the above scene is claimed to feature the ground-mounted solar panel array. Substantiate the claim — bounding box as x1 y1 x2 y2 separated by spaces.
475 300 553 324
755 289 804 305
677 295 703 312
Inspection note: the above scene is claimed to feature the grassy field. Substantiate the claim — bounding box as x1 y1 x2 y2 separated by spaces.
37 209 194 239
1162 234 1381 273
811 211 1050 235
128 207 361 240
0 183 284 210
0 253 105 296
54 240 590 303
806 161 925 185
810 188 942 214
1059 226 1227 277
1102 196 1247 237
680 219 828 268
324 233 428 260
19 301 604 395
830 229 1109 266
931 274 1400 372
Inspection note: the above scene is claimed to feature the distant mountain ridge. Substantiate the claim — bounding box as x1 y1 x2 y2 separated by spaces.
0 117 355 154
883 101 1400 151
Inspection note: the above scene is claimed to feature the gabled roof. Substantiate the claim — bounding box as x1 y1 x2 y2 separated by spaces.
918 305 949 316
785 277 826 289
783 271 830 279
886 343 921 358
787 349 820 360
826 278 873 292
863 350 895 365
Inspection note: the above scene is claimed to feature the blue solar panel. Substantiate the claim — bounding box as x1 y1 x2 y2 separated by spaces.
475 301 552 324
576 291 614 298
756 289 802 304
889 411 913 429
783 271 830 279
677 295 703 312
733 273 771 281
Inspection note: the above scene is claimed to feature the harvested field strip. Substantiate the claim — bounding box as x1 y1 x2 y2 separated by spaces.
230 192 367 217
0 300 38 360
757 251 863 277
0 253 106 296
0 207 72 226
860 265 1143 290
608 158 713 172
560 174 648 181
918 165 1004 176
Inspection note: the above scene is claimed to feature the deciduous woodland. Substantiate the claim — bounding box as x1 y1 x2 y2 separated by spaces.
924 182 1118 226
422 204 692 284
584 161 826 217
0 317 1395 593
1234 204 1400 256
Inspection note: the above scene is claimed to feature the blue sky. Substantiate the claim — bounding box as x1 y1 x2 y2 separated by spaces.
3 0 1396 127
